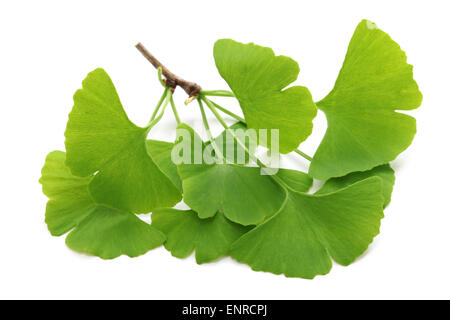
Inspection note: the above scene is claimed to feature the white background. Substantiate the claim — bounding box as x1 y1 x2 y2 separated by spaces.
0 0 449 299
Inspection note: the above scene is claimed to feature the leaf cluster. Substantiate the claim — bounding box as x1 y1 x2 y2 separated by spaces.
40 20 421 278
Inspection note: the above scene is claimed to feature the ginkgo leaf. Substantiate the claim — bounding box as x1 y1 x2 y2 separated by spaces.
39 151 95 236
207 122 255 164
309 20 423 180
178 163 285 226
146 140 182 192
40 151 165 259
172 122 210 165
316 164 395 207
152 209 251 264
65 68 181 213
150 122 255 194
65 206 165 259
276 168 314 193
231 177 384 279
214 39 317 153
176 124 313 225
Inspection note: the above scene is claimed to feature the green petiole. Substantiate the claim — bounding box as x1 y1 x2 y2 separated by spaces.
147 90 172 129
294 149 313 161
150 87 170 122
200 96 245 123
157 67 166 88
200 90 235 97
170 95 181 125
197 99 225 161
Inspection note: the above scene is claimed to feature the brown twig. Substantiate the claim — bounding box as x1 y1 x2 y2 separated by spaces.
135 42 201 97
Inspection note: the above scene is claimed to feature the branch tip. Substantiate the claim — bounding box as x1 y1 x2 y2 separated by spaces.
135 42 202 97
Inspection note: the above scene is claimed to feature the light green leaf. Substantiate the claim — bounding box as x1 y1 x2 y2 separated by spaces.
231 177 384 279
66 206 165 259
172 123 209 164
40 151 165 259
276 168 313 193
178 163 285 226
316 164 395 207
65 68 181 213
146 139 182 192
309 20 423 180
39 151 95 236
214 39 317 153
176 125 312 226
207 122 255 164
152 209 250 264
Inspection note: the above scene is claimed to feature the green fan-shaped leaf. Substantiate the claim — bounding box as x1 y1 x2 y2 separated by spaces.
40 151 95 236
276 168 314 193
316 164 395 207
152 209 251 264
309 20 423 180
207 122 255 164
231 177 384 279
65 68 181 213
172 123 209 165
65 206 165 259
146 140 182 192
39 151 165 259
214 39 317 153
178 163 285 226
177 124 313 225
